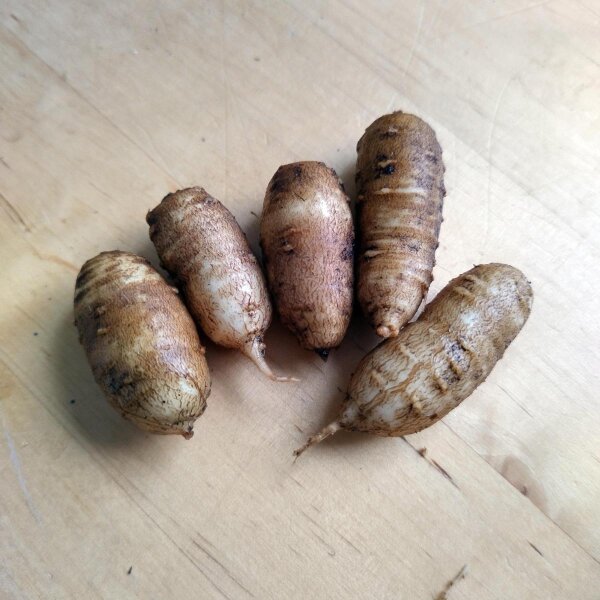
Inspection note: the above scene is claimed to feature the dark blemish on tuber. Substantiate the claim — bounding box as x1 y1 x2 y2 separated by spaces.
75 269 91 288
376 163 395 177
33 331 38 336
270 177 284 194
448 340 466 364
106 368 130 395
127 566 133 575
341 242 353 261
69 399 76 404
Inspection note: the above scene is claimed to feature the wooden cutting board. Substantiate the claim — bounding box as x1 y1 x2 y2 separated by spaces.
1 1 599 598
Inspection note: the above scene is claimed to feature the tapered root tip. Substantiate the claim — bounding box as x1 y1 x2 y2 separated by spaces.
244 339 298 383
376 324 399 338
315 348 330 361
293 421 342 460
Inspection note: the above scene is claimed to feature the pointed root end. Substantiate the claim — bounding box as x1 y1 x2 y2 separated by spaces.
182 428 194 440
244 339 297 383
315 348 330 361
376 324 399 338
293 421 342 460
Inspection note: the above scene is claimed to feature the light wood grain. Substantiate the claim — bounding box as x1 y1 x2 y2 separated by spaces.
1 1 599 598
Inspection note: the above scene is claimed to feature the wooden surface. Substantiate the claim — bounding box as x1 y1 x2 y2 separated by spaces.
1 1 599 598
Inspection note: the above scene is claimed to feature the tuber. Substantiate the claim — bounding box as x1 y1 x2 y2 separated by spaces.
260 161 354 358
74 251 211 438
295 263 533 456
147 187 293 381
356 111 445 338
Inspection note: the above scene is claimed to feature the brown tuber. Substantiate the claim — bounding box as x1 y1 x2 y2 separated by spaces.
260 161 354 357
147 187 294 382
356 111 445 338
74 251 211 438
295 263 533 457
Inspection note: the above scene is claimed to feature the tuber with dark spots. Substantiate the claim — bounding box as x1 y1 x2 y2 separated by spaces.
356 111 445 338
74 251 211 438
295 264 532 456
260 161 354 355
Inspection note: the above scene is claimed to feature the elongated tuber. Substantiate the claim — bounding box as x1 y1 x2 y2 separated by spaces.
356 111 445 338
295 263 532 456
147 187 293 381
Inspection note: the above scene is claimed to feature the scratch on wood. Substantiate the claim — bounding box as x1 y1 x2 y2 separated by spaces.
0 191 30 232
107 476 231 600
431 459 460 489
196 531 217 551
528 541 543 557
300 509 321 529
337 531 361 553
403 439 461 490
497 383 533 417
37 253 79 273
88 180 113 201
192 539 255 597
1 408 41 523
290 475 305 489
483 76 513 251
434 565 467 600
313 531 336 557
403 0 426 78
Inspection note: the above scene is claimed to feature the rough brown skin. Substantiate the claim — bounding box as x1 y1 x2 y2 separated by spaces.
74 251 211 438
356 111 445 338
147 188 293 381
260 162 354 356
295 264 533 456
